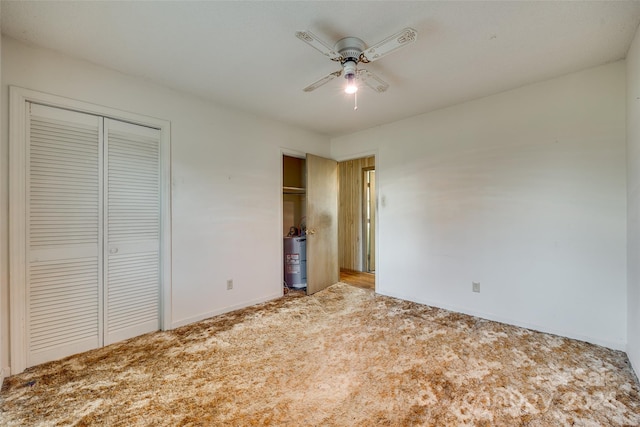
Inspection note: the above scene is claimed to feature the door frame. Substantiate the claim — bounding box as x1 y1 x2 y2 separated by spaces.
362 166 375 273
9 86 172 374
334 151 378 290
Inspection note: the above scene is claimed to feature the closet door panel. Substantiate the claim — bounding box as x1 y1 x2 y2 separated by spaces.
27 104 102 367
104 119 161 345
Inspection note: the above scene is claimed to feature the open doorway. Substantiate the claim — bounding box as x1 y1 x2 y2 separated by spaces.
282 154 339 295
338 156 376 290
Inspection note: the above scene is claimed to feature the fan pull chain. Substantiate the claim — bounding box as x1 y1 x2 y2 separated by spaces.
354 92 358 111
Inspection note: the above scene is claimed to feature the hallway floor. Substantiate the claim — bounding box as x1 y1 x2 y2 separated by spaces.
340 269 375 290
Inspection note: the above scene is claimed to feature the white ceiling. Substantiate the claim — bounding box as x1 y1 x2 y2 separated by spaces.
3 1 640 137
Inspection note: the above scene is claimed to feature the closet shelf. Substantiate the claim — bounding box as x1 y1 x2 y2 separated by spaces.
283 186 306 195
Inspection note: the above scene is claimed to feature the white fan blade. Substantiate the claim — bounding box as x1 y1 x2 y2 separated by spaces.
362 27 418 63
303 70 342 92
296 31 342 61
357 69 389 93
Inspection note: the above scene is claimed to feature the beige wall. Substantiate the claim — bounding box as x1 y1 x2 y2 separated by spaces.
332 62 627 350
1 36 330 375
0 2 5 385
627 23 640 374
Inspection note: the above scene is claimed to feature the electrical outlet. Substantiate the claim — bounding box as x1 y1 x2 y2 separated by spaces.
472 282 480 293
227 279 233 290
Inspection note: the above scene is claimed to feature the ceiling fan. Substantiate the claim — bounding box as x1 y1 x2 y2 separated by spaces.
295 27 418 95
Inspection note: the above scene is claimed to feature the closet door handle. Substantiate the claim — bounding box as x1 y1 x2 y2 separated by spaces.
110 248 119 254
307 228 317 235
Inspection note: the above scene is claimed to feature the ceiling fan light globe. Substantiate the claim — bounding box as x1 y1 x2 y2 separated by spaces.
345 72 358 94
345 85 358 94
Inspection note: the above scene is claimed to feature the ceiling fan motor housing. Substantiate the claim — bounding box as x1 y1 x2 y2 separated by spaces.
335 36 366 63
335 37 365 80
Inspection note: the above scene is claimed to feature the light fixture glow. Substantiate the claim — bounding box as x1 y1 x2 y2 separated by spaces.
345 74 358 94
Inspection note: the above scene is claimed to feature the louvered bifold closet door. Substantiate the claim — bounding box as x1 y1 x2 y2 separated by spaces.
104 119 161 345
27 104 103 367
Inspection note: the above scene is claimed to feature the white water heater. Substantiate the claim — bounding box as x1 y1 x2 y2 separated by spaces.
284 236 307 289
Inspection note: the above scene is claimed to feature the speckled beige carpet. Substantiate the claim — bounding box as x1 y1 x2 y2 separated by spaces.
2 283 640 426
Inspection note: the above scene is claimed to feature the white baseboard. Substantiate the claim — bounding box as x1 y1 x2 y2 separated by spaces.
171 292 283 329
1 367 10 388
628 349 640 380
379 289 626 352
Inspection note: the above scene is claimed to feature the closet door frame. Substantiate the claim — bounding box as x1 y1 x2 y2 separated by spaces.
9 86 172 375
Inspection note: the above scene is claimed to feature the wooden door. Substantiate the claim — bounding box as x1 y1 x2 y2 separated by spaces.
305 154 339 294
